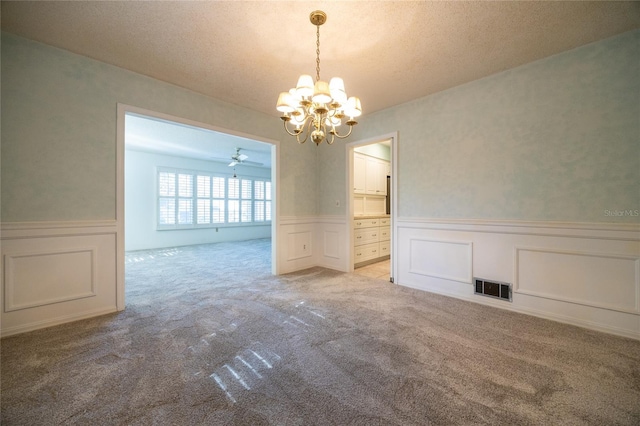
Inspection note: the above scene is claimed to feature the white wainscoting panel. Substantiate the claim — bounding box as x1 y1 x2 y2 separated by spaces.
515 247 639 314
278 217 316 274
317 217 349 272
4 248 96 312
278 216 350 273
408 238 472 284
395 218 640 340
287 231 312 261
1 222 118 337
324 231 340 259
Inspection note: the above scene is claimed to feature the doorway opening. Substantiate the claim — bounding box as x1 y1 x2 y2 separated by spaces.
346 133 397 283
116 105 278 310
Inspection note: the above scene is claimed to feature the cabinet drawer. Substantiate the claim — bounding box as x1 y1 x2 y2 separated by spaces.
379 217 390 226
379 240 390 256
354 227 379 246
379 226 391 241
354 242 380 262
354 218 379 228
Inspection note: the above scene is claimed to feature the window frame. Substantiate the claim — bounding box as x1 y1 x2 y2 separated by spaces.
156 166 271 231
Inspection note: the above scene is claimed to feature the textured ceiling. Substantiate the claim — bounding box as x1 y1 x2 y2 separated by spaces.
2 1 639 119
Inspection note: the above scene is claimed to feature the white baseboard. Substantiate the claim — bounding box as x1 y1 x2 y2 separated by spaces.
1 306 118 338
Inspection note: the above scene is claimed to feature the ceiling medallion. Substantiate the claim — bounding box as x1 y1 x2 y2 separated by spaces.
276 10 362 146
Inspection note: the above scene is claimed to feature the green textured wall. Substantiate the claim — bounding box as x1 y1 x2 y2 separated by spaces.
1 33 319 221
321 30 639 223
4 30 638 224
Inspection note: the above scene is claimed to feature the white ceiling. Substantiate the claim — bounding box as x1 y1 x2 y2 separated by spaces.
125 113 273 168
2 1 639 162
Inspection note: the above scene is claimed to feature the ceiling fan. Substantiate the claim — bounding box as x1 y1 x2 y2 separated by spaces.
209 147 265 167
228 147 248 167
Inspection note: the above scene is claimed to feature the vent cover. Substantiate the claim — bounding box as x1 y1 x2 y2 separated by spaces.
474 277 512 302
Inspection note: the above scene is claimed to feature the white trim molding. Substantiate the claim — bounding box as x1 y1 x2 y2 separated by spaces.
396 217 640 240
2 307 118 338
1 220 117 239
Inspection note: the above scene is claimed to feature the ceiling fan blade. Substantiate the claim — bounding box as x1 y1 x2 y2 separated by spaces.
242 160 263 166
228 161 237 167
237 154 249 161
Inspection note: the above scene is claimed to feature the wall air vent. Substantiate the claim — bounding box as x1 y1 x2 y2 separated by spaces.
474 277 512 302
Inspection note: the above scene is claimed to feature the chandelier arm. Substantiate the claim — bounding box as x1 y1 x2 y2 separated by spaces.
331 124 355 139
326 132 335 145
322 115 332 144
282 120 302 138
283 116 312 145
307 114 316 135
295 116 315 144
296 132 309 144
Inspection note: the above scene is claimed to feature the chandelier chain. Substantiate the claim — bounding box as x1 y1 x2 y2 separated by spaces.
316 24 321 82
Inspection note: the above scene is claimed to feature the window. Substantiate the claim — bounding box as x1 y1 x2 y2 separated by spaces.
159 171 194 225
212 177 225 223
196 175 210 224
241 179 253 222
228 177 240 223
157 168 271 229
254 180 272 222
177 174 193 224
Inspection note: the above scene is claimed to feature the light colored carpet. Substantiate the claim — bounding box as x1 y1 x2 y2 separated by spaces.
1 238 639 425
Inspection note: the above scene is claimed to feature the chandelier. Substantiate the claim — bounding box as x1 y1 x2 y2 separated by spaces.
276 10 362 146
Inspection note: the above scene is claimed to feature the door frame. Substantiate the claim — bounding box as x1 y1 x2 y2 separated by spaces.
345 131 398 281
115 103 280 310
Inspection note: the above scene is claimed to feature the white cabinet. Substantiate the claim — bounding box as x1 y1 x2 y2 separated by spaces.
365 156 379 195
353 154 366 193
354 152 388 196
366 156 387 196
377 158 389 195
354 216 391 266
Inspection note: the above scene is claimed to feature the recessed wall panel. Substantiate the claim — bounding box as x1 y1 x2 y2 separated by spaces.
323 231 339 259
515 248 640 314
1 227 117 337
287 231 312 261
5 249 96 312
409 238 472 284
